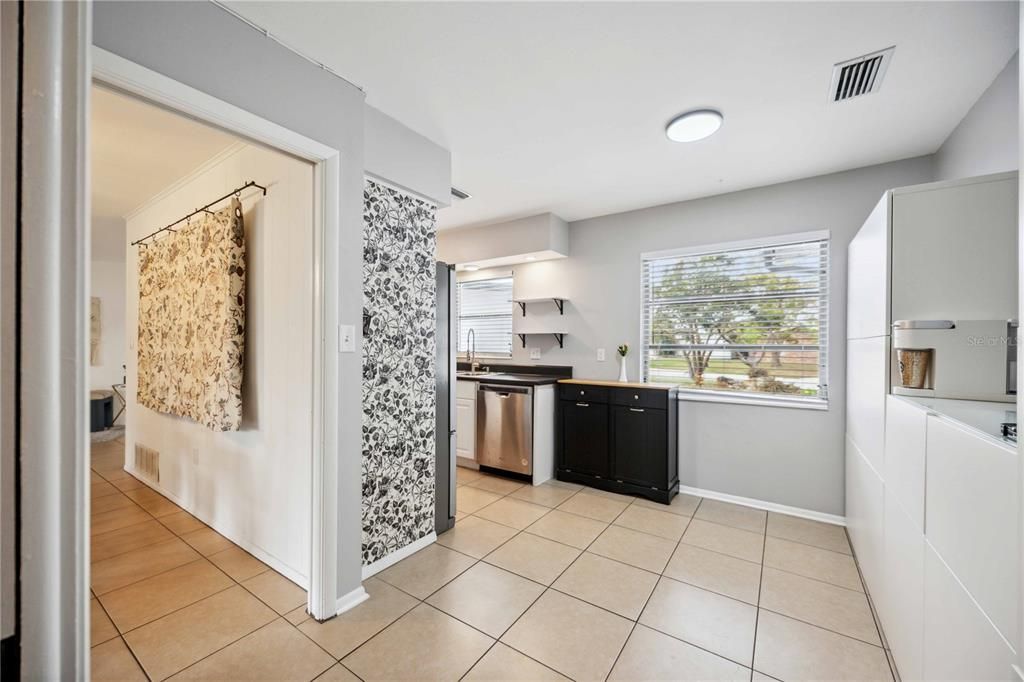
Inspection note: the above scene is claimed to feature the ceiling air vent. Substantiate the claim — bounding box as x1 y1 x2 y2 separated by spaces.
829 47 894 102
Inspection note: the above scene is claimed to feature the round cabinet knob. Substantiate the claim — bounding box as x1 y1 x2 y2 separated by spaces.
634 394 639 400
580 390 585 395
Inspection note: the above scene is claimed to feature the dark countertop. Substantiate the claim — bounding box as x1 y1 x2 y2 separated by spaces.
456 372 567 386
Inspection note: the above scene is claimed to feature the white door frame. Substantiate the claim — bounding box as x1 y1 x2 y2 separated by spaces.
91 47 341 621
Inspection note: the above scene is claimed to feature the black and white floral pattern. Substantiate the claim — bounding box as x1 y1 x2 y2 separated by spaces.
361 179 437 565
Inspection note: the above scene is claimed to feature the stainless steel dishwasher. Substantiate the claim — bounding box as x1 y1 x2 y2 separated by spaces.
476 383 533 475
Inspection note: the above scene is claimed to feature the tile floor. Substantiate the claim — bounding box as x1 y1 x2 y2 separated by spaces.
91 437 898 681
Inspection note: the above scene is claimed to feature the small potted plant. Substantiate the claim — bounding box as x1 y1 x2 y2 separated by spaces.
617 343 629 382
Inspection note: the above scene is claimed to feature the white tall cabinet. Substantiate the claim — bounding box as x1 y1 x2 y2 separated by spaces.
846 172 1019 681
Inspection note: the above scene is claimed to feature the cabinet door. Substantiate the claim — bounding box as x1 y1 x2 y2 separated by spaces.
846 435 885 596
847 193 891 339
884 395 927 529
611 406 667 489
881 488 925 682
560 400 608 477
455 397 475 460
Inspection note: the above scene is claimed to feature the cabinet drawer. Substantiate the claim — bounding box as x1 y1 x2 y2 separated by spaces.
610 388 668 409
559 384 608 403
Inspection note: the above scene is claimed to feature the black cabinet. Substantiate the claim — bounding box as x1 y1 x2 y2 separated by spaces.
557 382 678 504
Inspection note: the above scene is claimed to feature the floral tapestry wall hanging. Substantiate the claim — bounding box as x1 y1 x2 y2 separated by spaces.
137 198 246 431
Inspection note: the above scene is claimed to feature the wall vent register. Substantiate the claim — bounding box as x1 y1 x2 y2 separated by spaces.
829 46 894 102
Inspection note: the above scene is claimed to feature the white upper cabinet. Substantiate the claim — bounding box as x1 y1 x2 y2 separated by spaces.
847 336 888 473
847 193 891 340
925 415 1018 645
891 173 1018 322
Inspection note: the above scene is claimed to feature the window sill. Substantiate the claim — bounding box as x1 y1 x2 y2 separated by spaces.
675 390 829 411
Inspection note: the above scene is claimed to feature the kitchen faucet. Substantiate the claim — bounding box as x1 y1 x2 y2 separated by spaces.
467 328 479 372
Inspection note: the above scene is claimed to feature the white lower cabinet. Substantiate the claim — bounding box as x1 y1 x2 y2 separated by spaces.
455 380 477 464
925 416 1018 645
923 543 1016 681
883 395 927 529
845 435 885 595
881 491 924 682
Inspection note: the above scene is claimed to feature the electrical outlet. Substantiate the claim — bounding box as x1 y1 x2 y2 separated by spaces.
597 348 606 361
529 347 541 360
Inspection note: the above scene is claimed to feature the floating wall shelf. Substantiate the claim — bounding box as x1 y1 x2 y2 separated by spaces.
517 332 566 349
514 297 567 316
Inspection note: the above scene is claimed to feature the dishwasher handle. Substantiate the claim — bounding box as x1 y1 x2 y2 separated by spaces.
478 384 532 397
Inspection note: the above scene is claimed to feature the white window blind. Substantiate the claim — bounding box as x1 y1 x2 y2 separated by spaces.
457 277 513 357
641 233 830 404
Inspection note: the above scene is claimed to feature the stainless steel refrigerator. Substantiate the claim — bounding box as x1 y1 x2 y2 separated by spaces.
435 262 456 534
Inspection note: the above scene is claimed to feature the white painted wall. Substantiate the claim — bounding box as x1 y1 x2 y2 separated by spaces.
125 143 314 584
450 157 935 516
934 53 1019 181
90 217 126 396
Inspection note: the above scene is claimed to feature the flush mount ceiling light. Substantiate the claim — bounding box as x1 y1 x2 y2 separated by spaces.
665 109 723 142
463 264 480 271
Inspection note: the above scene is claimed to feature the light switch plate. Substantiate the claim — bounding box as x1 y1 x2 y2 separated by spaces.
529 347 541 360
597 348 606 361
339 324 355 353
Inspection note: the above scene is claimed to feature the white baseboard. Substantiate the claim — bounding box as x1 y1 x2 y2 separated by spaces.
679 484 846 526
361 532 437 580
123 466 310 588
335 585 369 616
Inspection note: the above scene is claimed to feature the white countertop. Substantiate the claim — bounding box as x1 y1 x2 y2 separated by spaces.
893 394 1017 450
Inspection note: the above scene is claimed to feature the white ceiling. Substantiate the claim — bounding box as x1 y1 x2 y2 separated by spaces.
91 86 238 221
225 1 1017 230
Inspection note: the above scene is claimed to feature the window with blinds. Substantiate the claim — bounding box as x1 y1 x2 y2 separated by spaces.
457 276 514 357
641 232 830 404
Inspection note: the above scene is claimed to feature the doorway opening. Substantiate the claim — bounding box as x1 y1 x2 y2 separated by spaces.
88 83 319 678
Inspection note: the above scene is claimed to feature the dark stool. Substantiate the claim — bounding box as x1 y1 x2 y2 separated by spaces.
90 390 113 433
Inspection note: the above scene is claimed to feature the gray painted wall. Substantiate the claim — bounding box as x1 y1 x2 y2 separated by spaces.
934 53 1019 181
469 157 935 516
365 105 451 207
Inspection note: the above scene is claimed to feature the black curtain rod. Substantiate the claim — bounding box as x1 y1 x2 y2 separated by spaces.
131 180 267 246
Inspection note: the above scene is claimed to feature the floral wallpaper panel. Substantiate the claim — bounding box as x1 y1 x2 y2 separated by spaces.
362 179 438 565
137 198 246 432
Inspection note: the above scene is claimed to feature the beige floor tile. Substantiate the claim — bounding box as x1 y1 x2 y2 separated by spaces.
91 505 154 537
315 663 361 681
663 543 762 605
502 590 633 681
469 474 527 496
92 537 201 595
759 568 880 645
242 570 307 615
92 492 139 515
581 487 636 503
111 475 147 493
556 491 630 522
766 513 851 554
91 599 119 646
158 511 207 536
764 536 863 591
284 605 310 626
609 623 750 681
91 449 127 475
124 585 276 680
682 519 764 563
754 610 892 681
553 552 658 620
634 492 701 517
342 604 493 681
92 519 175 563
208 546 270 582
464 643 570 681
510 481 580 508
475 496 551 530
456 466 485 486
457 486 504 514
376 543 476 599
485 532 581 585
613 505 691 540
92 481 121 499
436 515 518 558
298 578 418 658
99 467 133 483
124 487 183 518
99 559 233 633
169 618 334 681
180 527 233 556
639 577 757 667
588 524 677 573
696 499 768 533
92 637 147 682
427 562 545 637
524 509 607 549
92 471 104 484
